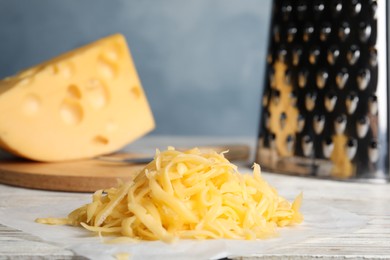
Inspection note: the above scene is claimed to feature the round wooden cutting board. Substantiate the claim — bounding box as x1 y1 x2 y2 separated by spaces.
0 145 250 193
0 157 147 192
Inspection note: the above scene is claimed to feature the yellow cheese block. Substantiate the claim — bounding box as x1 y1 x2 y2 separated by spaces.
0 34 155 162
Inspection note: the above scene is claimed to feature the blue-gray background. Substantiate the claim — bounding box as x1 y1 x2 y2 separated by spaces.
0 0 272 137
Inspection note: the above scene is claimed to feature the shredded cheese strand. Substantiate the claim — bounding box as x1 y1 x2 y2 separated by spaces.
36 147 303 242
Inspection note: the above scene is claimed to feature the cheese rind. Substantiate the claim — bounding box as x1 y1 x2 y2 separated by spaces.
0 34 155 162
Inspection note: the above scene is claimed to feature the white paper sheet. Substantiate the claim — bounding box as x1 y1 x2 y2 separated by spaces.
0 194 366 260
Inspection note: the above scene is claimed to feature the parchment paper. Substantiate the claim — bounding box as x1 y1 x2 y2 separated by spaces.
0 193 366 260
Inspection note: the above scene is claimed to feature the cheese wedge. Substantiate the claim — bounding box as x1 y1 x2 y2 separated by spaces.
0 34 155 162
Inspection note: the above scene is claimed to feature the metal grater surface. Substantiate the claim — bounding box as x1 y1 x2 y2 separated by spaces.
256 0 389 181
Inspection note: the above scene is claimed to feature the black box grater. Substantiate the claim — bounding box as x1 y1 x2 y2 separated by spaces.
256 0 389 181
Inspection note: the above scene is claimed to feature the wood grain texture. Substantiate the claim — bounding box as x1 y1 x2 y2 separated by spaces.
0 158 145 192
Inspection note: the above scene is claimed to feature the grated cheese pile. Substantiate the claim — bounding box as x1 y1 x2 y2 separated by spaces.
36 147 303 242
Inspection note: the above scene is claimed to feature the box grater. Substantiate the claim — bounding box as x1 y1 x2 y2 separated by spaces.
256 0 389 181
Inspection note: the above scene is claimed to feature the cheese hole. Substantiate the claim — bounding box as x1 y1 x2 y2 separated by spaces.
60 100 83 125
130 86 142 99
85 79 109 109
67 84 82 99
93 135 109 145
106 119 118 132
52 62 74 78
18 67 41 78
18 77 33 86
17 68 39 86
105 50 118 61
22 94 41 116
97 56 118 79
103 44 122 61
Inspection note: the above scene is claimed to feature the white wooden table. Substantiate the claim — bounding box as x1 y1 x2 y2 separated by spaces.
1 136 389 259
